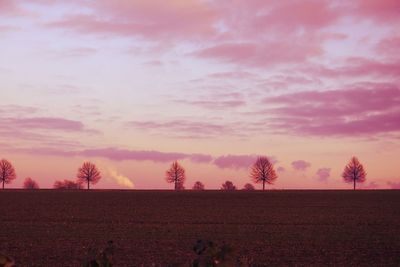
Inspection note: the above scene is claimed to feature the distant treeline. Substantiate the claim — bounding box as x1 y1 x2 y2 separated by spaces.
0 156 366 190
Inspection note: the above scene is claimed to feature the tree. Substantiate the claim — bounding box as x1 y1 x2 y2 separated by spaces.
192 181 205 190
53 179 83 189
342 156 366 190
250 156 277 190
77 162 101 190
221 180 236 191
23 177 39 189
165 161 186 190
242 183 255 191
0 159 16 189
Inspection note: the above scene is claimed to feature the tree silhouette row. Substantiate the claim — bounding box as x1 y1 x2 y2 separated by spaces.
0 156 367 190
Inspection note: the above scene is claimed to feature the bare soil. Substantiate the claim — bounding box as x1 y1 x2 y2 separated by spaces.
0 190 399 266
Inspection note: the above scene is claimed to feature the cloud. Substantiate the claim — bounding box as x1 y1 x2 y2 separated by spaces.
128 119 232 138
277 166 286 173
46 0 217 41
376 36 400 59
387 181 400 189
351 0 400 22
0 1 22 16
177 99 246 109
80 148 212 163
208 71 257 80
315 168 331 182
263 86 400 136
214 155 277 169
106 168 134 189
7 146 213 164
0 117 85 131
301 58 400 79
193 41 322 67
292 160 311 171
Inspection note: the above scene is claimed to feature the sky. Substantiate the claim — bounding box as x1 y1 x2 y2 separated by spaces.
0 0 399 190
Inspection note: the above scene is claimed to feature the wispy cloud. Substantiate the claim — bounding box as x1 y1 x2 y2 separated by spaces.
263 86 400 136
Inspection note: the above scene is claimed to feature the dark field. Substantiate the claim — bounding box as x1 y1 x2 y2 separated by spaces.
1 190 400 266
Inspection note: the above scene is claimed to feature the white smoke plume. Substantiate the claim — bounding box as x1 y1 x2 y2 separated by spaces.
107 168 134 189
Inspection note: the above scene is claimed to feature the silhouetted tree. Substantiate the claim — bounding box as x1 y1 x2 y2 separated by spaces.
0 159 16 189
242 183 255 190
53 179 83 189
77 162 101 190
23 177 39 189
250 156 277 190
165 161 186 190
221 180 236 190
192 181 205 190
342 156 366 190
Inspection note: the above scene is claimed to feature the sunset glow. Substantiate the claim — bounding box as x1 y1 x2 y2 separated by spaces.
1 0 399 189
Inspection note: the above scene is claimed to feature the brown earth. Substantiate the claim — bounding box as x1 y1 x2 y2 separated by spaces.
0 190 399 266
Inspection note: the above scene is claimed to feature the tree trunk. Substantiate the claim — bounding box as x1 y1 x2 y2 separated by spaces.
2 180 4 189
263 180 265 191
174 180 177 190
87 180 90 190
353 178 356 190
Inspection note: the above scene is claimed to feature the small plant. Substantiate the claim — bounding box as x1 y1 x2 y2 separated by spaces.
192 240 252 267
83 240 114 267
0 252 15 267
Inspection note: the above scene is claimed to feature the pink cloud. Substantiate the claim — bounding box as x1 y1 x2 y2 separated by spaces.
214 0 342 37
0 1 22 16
250 0 341 33
387 181 400 189
263 86 400 136
193 41 322 67
316 168 331 182
214 155 277 169
0 117 84 131
208 71 257 80
352 0 400 22
176 98 246 109
8 146 213 164
301 58 400 79
47 0 217 41
129 119 232 138
277 166 286 172
79 148 212 163
292 160 311 171
213 155 258 169
376 36 400 58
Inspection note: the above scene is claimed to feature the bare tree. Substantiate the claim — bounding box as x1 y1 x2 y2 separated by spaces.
250 156 277 190
54 179 83 189
193 181 205 190
242 183 255 191
0 159 16 189
342 156 366 190
23 177 39 189
221 180 236 191
77 162 101 190
165 161 186 190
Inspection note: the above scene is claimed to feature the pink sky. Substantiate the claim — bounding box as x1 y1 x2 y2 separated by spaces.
0 0 399 189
